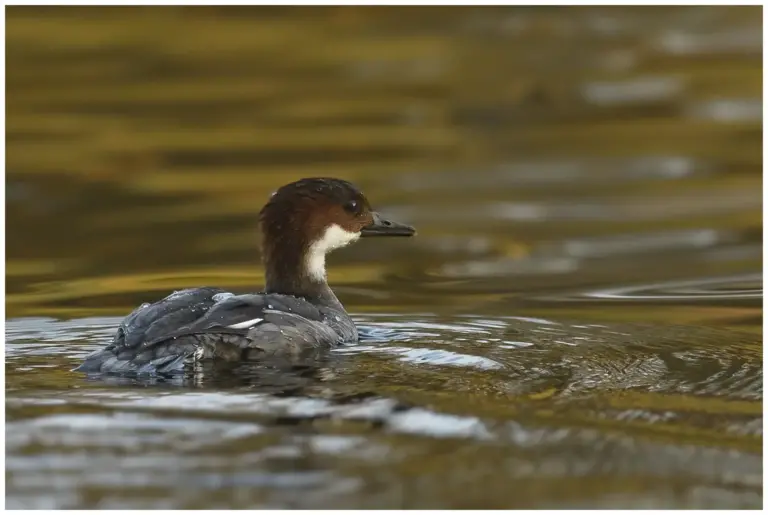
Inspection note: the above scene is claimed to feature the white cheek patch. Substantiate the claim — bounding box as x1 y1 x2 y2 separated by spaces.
318 223 361 251
227 318 263 329
306 223 360 281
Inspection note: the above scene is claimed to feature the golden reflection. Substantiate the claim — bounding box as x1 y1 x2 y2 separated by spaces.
5 6 763 509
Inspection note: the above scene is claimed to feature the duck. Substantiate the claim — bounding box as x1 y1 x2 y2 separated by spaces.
75 177 415 375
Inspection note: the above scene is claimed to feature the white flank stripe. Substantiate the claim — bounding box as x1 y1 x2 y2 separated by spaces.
227 318 263 329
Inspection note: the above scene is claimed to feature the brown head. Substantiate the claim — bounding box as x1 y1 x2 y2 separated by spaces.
258 177 415 302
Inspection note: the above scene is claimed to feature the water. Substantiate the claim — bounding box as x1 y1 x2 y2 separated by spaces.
5 6 762 509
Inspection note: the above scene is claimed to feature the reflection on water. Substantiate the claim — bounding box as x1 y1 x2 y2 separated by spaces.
5 5 762 510
582 273 762 301
6 314 763 508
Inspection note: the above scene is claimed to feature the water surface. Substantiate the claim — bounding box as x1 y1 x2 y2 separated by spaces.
6 6 762 509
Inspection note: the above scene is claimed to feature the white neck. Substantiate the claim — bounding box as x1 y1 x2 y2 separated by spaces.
306 224 360 282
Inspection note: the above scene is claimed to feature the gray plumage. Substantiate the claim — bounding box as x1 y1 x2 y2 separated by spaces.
75 287 357 376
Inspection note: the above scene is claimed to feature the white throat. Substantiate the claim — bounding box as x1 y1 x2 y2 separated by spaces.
306 224 360 282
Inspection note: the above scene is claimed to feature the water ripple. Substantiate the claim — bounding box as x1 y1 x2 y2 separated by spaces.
582 273 762 301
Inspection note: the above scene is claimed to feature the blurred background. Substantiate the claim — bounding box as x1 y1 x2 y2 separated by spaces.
5 5 763 510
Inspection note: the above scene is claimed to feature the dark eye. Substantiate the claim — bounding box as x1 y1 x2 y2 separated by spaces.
343 200 359 214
